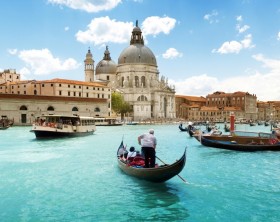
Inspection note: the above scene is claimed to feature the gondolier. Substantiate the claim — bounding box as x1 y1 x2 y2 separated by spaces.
138 129 157 168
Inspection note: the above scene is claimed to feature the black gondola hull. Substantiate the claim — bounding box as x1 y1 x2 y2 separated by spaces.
117 142 186 183
201 136 280 152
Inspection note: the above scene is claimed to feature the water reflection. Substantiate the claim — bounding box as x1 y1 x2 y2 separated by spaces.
127 180 189 221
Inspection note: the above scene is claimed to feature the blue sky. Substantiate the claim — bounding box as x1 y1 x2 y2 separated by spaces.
1 0 280 101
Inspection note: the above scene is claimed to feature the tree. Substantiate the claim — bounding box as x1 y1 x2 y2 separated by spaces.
111 92 133 119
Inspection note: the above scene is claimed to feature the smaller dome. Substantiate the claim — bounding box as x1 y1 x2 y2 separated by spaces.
96 60 117 75
96 46 117 75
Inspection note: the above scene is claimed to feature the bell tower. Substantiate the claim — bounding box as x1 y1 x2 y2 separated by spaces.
84 48 94 82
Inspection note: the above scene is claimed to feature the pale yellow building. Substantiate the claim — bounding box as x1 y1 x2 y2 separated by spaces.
0 67 111 125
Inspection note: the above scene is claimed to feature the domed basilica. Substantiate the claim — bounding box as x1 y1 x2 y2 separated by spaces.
85 21 176 121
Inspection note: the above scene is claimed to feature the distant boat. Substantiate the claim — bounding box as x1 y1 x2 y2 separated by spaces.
0 125 10 130
194 130 280 152
94 117 123 126
117 140 186 183
224 124 230 132
126 122 138 125
0 115 13 129
30 115 96 138
179 123 188 132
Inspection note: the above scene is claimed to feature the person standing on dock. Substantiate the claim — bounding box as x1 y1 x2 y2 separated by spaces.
138 129 157 168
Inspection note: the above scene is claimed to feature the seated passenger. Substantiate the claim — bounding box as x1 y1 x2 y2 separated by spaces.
127 146 137 161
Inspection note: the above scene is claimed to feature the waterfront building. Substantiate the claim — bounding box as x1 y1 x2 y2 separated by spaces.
206 91 258 121
176 91 258 122
0 70 111 125
175 95 206 120
0 69 20 84
257 101 280 121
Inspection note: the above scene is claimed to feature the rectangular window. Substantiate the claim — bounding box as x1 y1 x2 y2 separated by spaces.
74 92 76 96
59 84 62 87
86 93 89 97
51 84 53 87
42 84 45 87
68 92 70 96
59 91 62 95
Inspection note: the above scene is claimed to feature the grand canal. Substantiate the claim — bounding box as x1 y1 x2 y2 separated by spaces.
0 124 279 221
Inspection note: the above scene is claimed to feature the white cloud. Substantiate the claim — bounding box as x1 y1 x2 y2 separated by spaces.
241 34 254 48
170 74 219 96
47 0 122 13
18 48 80 75
162 48 183 59
171 55 280 101
76 16 133 45
236 24 250 33
236 15 243 22
19 67 31 80
252 53 280 73
213 41 243 54
213 34 254 54
8 48 18 55
203 10 219 24
142 16 176 37
277 31 280 40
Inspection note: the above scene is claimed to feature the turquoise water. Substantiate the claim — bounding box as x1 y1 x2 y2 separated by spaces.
0 124 279 222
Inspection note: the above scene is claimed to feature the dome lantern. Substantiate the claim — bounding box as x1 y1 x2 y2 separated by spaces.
118 20 157 66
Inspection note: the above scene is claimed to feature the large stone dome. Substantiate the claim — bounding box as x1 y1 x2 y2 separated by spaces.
96 46 117 75
118 21 157 66
118 44 157 66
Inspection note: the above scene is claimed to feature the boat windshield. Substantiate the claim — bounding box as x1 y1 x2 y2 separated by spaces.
233 131 272 138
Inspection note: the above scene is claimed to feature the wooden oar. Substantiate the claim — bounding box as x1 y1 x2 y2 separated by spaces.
156 156 188 184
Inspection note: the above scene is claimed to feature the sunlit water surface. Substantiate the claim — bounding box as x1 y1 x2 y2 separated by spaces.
0 124 279 221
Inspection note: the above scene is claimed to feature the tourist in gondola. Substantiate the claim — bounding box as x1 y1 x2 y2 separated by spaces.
126 146 137 161
138 129 157 168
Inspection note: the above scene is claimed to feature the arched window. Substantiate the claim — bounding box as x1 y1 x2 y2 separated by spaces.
34 90 37 95
141 76 145 87
94 107 100 112
135 76 139 87
137 95 148 101
47 106 54 111
20 105 28 110
72 107 78 111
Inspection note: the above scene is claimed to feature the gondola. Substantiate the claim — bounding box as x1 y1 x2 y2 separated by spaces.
224 124 230 132
179 123 188 132
0 125 10 130
196 133 280 152
117 141 186 183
